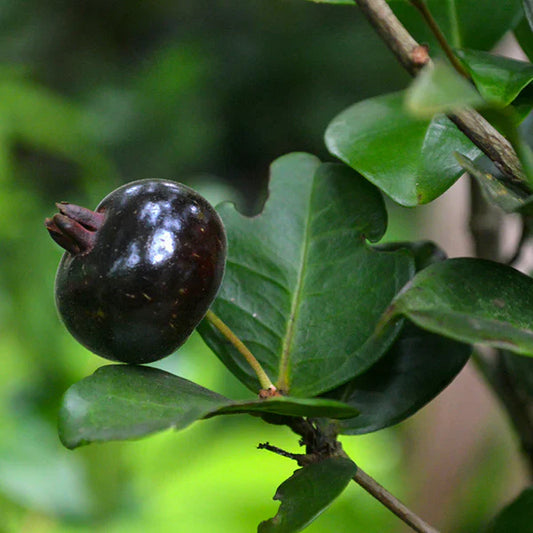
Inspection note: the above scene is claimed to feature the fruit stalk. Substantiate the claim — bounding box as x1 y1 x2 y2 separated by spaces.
205 309 278 395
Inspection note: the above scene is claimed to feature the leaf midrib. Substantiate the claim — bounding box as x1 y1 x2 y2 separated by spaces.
405 308 533 347
276 180 315 392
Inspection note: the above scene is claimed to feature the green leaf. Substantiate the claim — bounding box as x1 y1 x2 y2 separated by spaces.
382 258 533 356
329 323 470 434
325 92 481 206
198 153 414 397
393 0 522 51
258 457 357 533
59 365 231 449
215 396 359 419
59 365 360 449
373 240 447 271
455 152 529 213
405 61 485 118
486 487 533 532
456 49 533 107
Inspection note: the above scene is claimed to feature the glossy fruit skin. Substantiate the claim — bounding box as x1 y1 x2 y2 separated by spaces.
54 179 226 364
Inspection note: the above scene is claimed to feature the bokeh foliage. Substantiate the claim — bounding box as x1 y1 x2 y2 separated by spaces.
0 1 526 531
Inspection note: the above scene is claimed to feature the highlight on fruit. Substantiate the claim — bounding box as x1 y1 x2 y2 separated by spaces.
45 179 227 364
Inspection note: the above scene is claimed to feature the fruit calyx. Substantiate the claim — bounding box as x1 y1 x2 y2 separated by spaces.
45 202 105 255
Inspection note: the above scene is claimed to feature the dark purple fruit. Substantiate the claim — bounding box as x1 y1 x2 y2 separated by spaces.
45 179 226 364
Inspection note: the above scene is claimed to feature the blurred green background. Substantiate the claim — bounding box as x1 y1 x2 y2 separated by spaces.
0 1 528 531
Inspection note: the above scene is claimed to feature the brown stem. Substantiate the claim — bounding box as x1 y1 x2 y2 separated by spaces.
259 419 441 533
354 0 529 189
451 110 529 191
257 442 306 462
355 0 427 76
353 466 440 533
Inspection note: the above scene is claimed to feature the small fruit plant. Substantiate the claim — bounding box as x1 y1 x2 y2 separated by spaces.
45 1 533 531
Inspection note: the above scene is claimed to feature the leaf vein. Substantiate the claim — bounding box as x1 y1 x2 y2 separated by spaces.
219 297 285 341
311 226 360 242
277 184 314 391
225 259 290 294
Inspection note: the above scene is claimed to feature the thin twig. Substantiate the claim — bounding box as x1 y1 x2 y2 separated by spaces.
354 0 529 189
260 418 440 533
257 440 320 468
353 466 441 533
409 0 469 78
257 442 306 462
355 0 427 76
205 309 277 393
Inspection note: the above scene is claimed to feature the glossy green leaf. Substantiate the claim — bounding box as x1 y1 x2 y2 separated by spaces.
258 457 357 533
59 365 231 449
373 240 447 271
455 152 529 213
456 49 533 107
59 365 360 449
328 323 470 434
198 153 414 397
486 487 533 532
215 397 359 419
393 0 522 51
325 92 481 206
382 258 533 356
405 61 485 118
